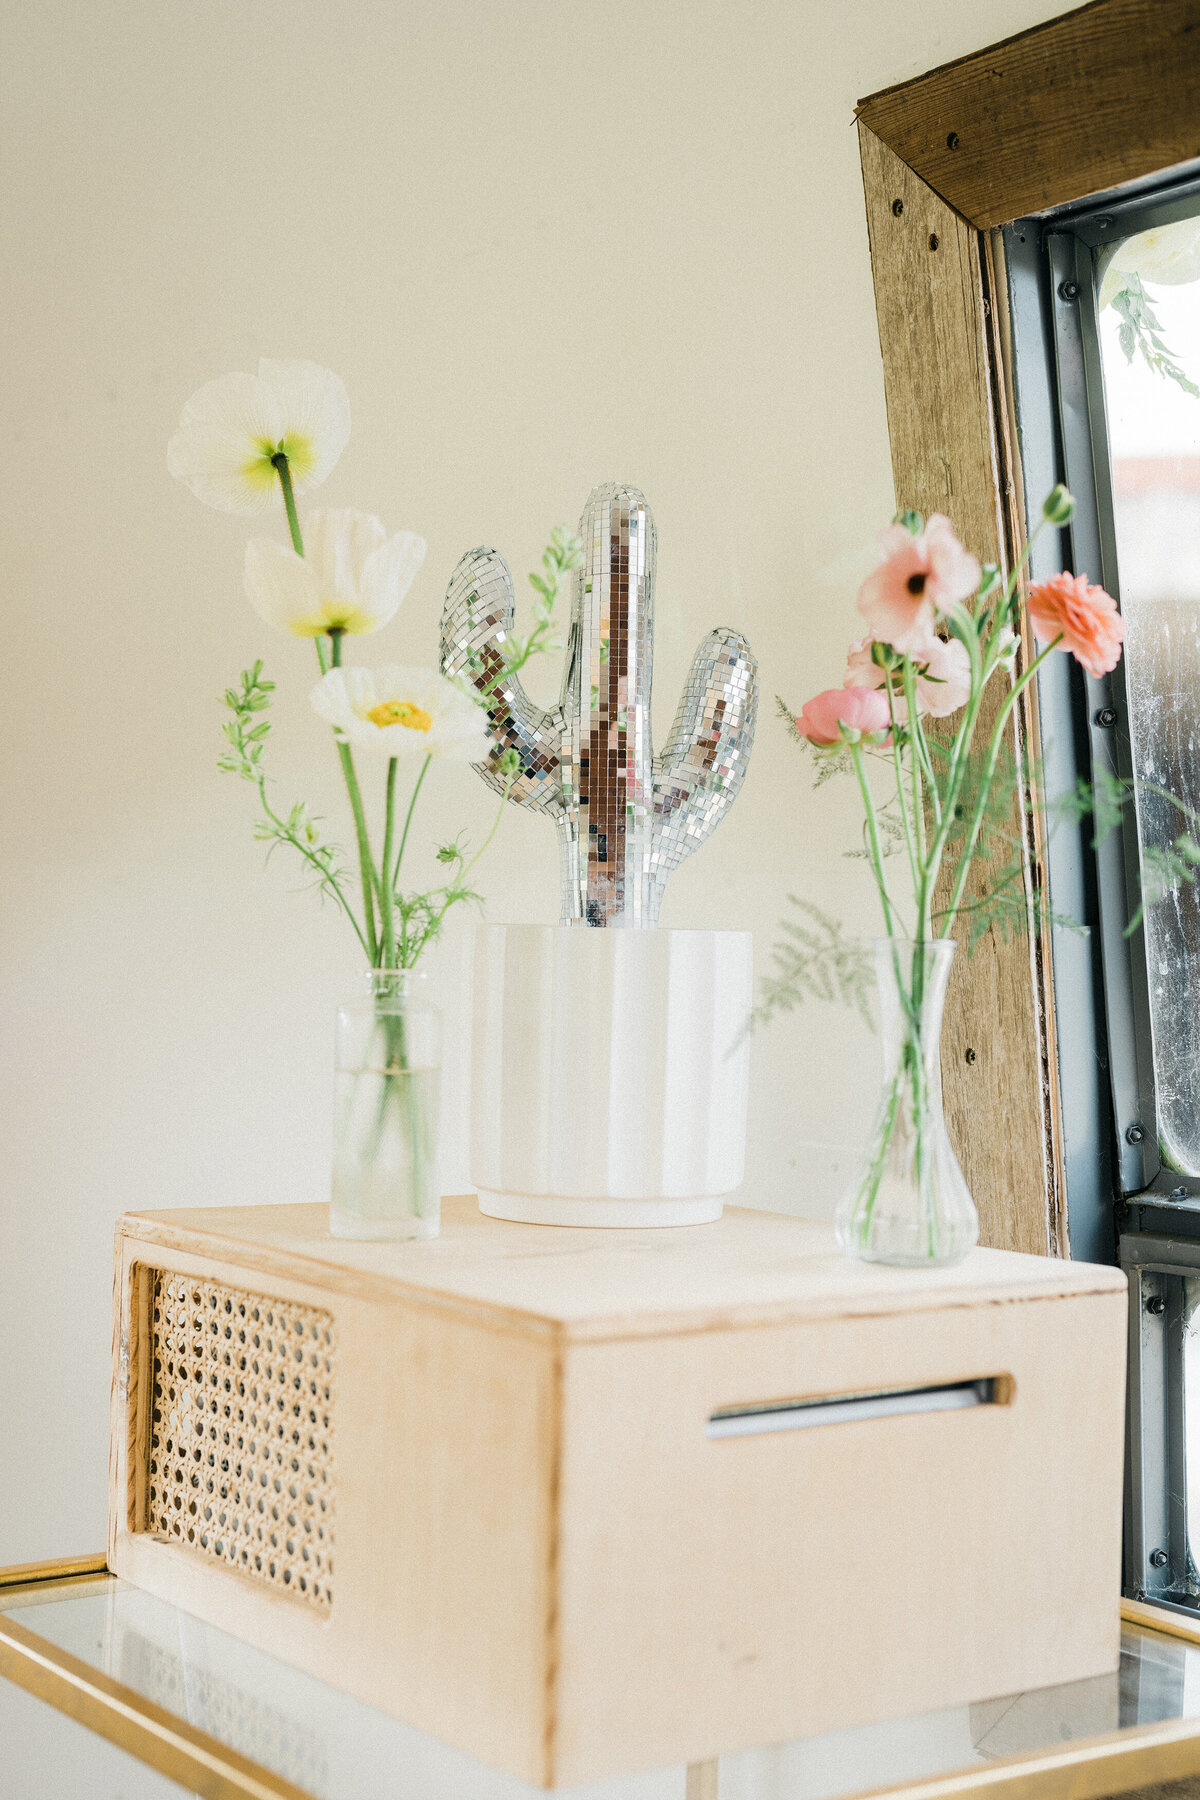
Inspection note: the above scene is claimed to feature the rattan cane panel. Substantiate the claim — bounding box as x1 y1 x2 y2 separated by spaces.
143 1270 336 1609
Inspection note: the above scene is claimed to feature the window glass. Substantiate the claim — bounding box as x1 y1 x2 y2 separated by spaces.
1099 212 1200 1175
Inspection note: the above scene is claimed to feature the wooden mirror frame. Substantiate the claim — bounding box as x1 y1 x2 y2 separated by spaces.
855 0 1200 1255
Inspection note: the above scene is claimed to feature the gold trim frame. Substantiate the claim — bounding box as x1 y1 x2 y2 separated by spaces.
0 1560 310 1800
3 1565 1200 1799
854 0 1200 1255
0 1554 110 1593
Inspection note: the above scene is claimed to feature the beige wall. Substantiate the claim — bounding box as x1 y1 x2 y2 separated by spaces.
0 0 1067 1562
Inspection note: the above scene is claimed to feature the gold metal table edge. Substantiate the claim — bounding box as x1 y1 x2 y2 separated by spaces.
0 1552 110 1591
0 1571 313 1800
3 1573 1200 1799
1121 1594 1200 1648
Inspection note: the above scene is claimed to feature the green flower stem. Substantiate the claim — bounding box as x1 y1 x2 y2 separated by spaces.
319 632 384 961
393 755 432 891
272 453 305 558
932 519 1041 833
886 683 920 894
334 733 381 963
380 757 400 969
905 663 941 830
268 454 381 962
849 740 899 940
901 659 930 936
456 774 514 884
939 635 1061 942
324 626 385 917
421 775 516 949
270 463 383 955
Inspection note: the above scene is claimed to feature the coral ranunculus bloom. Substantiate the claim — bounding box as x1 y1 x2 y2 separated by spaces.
857 514 981 654
1026 572 1125 679
796 686 892 746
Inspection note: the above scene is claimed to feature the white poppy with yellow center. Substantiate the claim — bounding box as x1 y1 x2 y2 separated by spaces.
244 509 426 637
310 665 493 761
167 359 350 515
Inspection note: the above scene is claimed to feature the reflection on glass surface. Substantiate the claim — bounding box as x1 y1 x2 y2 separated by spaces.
6 1579 1200 1799
1099 212 1200 1175
0 1669 193 1799
4 1580 682 1800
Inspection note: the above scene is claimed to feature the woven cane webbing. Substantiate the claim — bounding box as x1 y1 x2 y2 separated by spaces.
144 1270 335 1609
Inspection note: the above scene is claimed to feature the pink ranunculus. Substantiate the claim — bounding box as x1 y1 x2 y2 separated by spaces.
843 637 883 690
842 634 970 721
1027 572 1125 679
857 514 981 654
913 635 971 718
795 685 892 746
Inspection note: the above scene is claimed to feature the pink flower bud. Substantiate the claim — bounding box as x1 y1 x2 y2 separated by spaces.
796 686 893 746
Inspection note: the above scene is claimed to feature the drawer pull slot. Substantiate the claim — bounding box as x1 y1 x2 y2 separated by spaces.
708 1377 1001 1439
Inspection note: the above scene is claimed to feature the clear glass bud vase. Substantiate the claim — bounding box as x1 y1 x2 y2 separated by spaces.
330 970 441 1241
835 939 978 1267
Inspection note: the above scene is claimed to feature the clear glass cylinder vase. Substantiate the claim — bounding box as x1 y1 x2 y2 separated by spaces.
330 970 441 1241
835 939 978 1268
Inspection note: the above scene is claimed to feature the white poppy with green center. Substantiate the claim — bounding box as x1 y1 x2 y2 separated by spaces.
310 665 493 761
167 359 351 515
244 508 426 637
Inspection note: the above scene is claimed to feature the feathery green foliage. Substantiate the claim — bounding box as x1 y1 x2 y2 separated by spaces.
1110 275 1200 397
753 898 875 1033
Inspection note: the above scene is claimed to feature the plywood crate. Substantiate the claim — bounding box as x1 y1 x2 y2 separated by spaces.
108 1197 1127 1787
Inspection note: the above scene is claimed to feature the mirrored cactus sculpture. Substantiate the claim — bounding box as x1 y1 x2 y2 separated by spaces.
440 484 758 926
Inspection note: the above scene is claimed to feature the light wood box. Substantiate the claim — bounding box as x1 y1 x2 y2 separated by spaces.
108 1197 1127 1787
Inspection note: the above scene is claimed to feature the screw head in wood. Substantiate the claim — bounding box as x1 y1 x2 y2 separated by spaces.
929 233 939 251
946 132 960 150
892 198 904 216
964 1047 977 1065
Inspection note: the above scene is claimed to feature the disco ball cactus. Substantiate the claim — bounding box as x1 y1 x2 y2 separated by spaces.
440 483 758 926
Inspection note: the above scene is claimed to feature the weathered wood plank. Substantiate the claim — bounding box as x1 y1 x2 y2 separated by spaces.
858 121 1056 1256
858 0 1200 230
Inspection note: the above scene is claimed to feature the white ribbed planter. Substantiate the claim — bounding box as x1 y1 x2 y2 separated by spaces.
471 925 752 1227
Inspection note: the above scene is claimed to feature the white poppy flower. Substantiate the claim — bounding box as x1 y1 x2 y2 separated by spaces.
1099 216 1200 307
167 359 351 514
245 509 426 637
310 665 493 761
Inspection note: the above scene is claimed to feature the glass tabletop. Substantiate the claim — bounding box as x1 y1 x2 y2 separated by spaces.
5 1572 1200 1799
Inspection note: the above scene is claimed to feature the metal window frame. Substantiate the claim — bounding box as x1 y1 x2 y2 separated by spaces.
1006 169 1200 1230
1122 1234 1199 1605
1004 165 1200 1606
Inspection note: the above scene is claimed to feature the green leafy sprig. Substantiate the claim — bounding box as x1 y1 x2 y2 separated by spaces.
219 662 368 956
482 525 583 695
1110 274 1200 397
